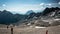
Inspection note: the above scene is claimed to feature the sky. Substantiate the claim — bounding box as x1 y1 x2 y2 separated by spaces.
0 0 60 14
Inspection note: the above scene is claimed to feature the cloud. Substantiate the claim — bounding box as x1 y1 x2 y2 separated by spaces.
40 3 52 7
58 2 60 4
46 4 52 6
2 4 6 7
40 3 45 6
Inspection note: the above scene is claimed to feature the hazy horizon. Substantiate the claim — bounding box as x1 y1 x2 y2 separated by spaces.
0 0 60 14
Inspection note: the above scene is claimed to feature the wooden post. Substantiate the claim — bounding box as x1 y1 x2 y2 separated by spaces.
7 26 8 29
46 30 48 34
11 27 13 34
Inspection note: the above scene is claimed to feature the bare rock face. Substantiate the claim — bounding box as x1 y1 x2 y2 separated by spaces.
50 20 60 26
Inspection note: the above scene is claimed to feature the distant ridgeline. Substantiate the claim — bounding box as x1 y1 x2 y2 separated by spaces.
0 10 27 25
0 7 60 25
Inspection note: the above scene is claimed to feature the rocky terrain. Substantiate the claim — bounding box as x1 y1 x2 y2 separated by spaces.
15 7 60 27
0 24 60 34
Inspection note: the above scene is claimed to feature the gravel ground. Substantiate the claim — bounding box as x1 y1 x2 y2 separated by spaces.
0 26 60 34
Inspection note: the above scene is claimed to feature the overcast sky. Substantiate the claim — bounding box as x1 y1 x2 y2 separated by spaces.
0 0 60 14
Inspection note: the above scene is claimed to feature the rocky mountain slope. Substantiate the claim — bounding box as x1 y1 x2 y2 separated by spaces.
16 7 60 27
0 7 60 27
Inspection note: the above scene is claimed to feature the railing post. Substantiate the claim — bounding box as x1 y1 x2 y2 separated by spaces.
46 30 48 34
11 27 13 34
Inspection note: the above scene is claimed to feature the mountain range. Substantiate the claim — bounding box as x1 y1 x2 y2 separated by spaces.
0 7 60 26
